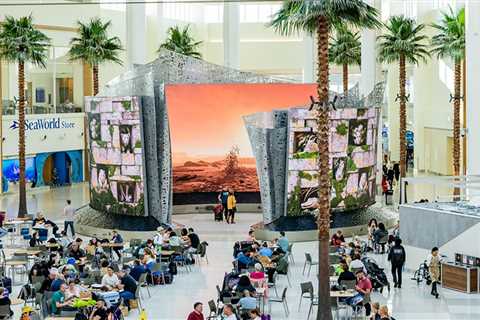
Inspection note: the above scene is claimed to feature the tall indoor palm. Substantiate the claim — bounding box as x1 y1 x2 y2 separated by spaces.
69 18 122 95
378 16 430 178
329 25 361 96
431 7 465 178
158 25 202 59
270 1 380 319
0 16 50 217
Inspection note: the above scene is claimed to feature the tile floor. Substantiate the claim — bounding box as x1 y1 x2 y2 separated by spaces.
1 184 479 320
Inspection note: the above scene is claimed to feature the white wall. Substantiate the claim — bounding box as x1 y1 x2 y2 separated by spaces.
2 113 85 157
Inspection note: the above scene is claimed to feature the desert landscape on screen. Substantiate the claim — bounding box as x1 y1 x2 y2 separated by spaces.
165 83 316 193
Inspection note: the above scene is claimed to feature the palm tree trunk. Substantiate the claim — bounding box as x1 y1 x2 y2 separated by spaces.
343 63 348 97
453 61 461 196
93 64 99 96
17 61 27 218
399 54 407 178
316 16 332 320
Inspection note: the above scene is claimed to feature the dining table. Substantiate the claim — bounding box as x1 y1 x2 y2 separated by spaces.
330 289 356 319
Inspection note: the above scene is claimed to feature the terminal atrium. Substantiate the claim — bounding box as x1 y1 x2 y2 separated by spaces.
0 0 479 319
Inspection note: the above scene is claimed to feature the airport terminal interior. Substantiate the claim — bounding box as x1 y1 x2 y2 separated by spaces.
0 0 479 319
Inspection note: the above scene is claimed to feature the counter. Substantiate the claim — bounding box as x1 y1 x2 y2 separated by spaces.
441 262 479 293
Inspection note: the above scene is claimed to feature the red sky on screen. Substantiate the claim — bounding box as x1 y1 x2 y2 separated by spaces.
165 83 316 163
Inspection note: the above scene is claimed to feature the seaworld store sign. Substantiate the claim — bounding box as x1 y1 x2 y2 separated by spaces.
9 117 76 131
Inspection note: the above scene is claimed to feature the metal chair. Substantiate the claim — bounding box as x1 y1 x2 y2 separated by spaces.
276 261 291 287
134 285 143 312
307 296 318 320
0 304 12 319
287 243 294 264
137 272 151 298
207 300 219 320
298 282 315 311
329 254 341 265
339 279 357 290
268 287 289 316
329 246 337 254
150 262 169 285
303 253 319 276
267 273 279 297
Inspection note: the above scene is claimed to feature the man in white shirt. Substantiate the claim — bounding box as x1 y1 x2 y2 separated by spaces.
101 266 120 289
64 200 75 237
349 254 368 274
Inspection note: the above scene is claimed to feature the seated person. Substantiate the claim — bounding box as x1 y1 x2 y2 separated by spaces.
350 254 367 274
246 230 256 242
235 275 256 295
277 231 289 253
111 230 124 260
68 243 86 261
142 248 156 268
29 232 40 248
50 273 66 292
338 261 356 285
0 288 13 318
59 231 72 250
180 229 191 246
188 228 200 250
51 283 75 315
346 270 372 316
378 305 395 320
236 251 255 270
89 299 109 320
258 242 273 258
101 266 119 289
39 272 56 294
116 269 137 310
370 302 381 320
153 227 165 246
168 232 182 247
64 279 80 300
99 260 110 276
162 227 173 244
249 263 265 280
331 230 345 246
129 259 147 282
220 304 237 320
238 290 257 311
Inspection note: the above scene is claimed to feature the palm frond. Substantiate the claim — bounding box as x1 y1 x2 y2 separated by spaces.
377 15 430 65
158 25 202 59
431 6 465 63
68 18 123 67
0 15 50 66
329 24 361 66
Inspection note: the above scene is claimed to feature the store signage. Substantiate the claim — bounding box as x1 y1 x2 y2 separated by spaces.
9 117 76 131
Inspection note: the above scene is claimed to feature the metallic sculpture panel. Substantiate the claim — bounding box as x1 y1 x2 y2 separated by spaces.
85 96 147 216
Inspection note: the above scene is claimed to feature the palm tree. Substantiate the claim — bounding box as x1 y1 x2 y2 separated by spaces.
329 25 361 96
378 16 430 178
158 25 202 59
431 7 465 178
69 18 122 95
270 2 380 319
0 16 50 217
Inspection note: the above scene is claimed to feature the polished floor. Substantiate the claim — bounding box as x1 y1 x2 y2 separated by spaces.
2 184 479 319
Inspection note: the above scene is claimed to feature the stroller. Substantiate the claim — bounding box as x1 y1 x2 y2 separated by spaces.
362 257 390 293
213 203 223 221
411 260 431 285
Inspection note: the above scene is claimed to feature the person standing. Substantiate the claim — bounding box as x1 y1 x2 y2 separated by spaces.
427 247 441 298
64 200 75 237
387 238 406 288
227 189 237 224
218 187 229 222
187 302 204 320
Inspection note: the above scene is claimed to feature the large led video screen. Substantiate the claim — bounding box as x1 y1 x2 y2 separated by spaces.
286 107 379 215
86 96 146 216
165 83 316 195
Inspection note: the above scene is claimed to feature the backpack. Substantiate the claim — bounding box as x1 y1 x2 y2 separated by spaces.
261 315 271 320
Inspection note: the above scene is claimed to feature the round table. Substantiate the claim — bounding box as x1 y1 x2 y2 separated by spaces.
5 260 28 285
10 298 24 306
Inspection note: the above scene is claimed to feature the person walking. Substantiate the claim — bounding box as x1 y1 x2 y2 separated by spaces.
226 189 237 224
427 247 441 298
387 238 406 288
186 302 204 320
63 200 75 237
218 187 229 222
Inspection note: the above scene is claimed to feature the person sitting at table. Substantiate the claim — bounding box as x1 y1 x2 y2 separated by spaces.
238 290 257 311
34 213 60 237
89 299 110 320
39 271 56 294
29 231 40 248
338 261 356 286
188 228 201 250
220 304 237 320
258 242 273 258
0 288 13 318
180 228 191 245
64 279 80 300
163 227 173 244
370 302 381 320
277 231 289 253
144 239 157 255
68 243 86 261
129 259 146 282
246 230 256 242
101 266 120 289
248 309 261 320
235 275 256 295
153 227 165 246
331 230 346 247
142 248 156 266
350 253 367 274
116 268 137 310
86 238 103 256
59 231 72 250
47 237 63 254
236 250 255 270
346 270 372 317
51 283 76 315
99 259 110 276
168 232 182 247
378 305 395 320
111 230 124 260
249 263 265 280
50 272 66 292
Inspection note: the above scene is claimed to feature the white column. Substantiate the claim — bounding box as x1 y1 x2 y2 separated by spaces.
387 64 400 162
360 30 376 96
466 1 480 175
53 47 57 113
302 35 315 83
223 3 240 69
126 2 146 68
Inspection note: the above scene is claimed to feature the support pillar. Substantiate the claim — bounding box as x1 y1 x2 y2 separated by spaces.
387 63 400 163
223 3 240 69
302 35 314 83
466 1 480 175
126 2 146 68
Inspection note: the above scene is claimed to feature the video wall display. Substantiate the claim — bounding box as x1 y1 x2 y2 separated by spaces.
286 107 379 216
85 96 146 216
165 83 316 194
2 158 36 182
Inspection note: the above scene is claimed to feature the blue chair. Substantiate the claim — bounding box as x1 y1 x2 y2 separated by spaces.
38 229 48 242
